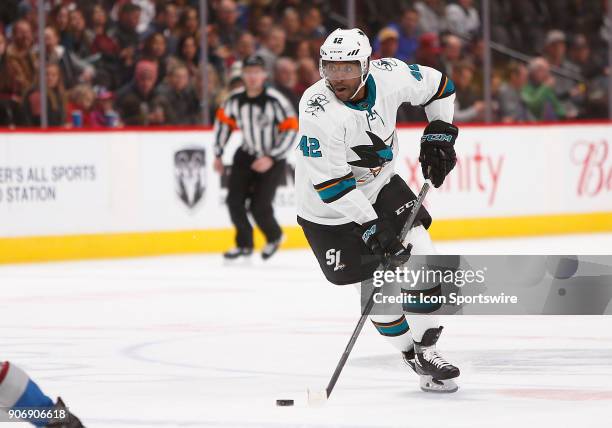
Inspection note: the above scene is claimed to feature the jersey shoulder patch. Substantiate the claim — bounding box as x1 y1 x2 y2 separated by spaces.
370 57 403 72
300 81 334 119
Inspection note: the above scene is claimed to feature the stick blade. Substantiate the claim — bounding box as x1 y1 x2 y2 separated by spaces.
307 388 328 407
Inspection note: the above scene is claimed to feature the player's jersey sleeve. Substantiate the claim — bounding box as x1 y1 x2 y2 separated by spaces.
392 61 456 123
298 115 378 225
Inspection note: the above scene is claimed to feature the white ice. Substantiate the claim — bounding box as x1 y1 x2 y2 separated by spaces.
1 233 612 427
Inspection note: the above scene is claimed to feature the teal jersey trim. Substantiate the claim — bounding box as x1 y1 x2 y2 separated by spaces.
316 177 357 202
343 75 377 111
442 77 455 96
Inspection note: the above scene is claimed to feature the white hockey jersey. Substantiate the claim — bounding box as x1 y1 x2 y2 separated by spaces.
295 58 456 226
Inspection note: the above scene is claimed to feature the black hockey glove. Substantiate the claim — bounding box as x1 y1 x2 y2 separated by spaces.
419 120 458 188
360 218 411 262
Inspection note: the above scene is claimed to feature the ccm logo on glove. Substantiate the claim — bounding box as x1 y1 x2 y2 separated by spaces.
419 120 458 188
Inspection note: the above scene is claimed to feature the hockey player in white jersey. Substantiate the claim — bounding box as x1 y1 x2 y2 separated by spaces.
296 28 460 392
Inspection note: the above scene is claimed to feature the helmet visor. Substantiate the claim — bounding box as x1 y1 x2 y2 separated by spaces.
321 60 362 80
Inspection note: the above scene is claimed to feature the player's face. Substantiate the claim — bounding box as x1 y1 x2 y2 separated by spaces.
322 61 362 102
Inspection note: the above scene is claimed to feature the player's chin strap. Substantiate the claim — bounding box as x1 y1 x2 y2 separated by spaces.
348 58 371 101
348 71 369 101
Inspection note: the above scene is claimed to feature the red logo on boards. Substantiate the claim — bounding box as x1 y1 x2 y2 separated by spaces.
404 143 504 206
571 140 611 197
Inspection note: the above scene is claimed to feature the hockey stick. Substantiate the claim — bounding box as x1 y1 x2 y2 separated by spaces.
308 179 433 404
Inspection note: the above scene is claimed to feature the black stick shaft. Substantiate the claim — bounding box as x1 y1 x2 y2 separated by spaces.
325 180 432 398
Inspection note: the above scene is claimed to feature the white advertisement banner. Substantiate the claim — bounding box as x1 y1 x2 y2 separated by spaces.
0 123 610 238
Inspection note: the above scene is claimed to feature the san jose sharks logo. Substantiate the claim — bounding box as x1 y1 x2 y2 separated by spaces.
305 93 329 116
371 58 398 71
348 131 394 178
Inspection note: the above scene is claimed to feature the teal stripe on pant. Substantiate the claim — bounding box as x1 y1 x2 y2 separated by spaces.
372 317 410 337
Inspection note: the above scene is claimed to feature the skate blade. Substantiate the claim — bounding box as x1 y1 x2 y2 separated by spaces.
419 376 458 393
223 256 253 267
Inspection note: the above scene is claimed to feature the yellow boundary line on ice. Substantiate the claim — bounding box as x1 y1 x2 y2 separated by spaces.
1 212 611 263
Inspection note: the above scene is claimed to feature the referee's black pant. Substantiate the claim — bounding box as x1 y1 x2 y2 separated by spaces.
227 148 285 248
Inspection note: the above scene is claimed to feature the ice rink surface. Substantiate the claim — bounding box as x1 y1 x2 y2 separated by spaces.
1 233 612 427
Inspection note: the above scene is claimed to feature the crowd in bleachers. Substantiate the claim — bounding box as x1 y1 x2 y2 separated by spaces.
0 0 609 128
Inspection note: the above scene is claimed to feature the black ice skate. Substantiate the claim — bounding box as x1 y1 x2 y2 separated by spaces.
404 327 460 393
261 236 282 260
223 247 253 261
46 397 85 427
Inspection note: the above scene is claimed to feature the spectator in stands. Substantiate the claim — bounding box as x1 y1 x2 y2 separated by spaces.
91 5 107 36
108 2 141 86
114 59 165 125
567 34 606 117
66 83 95 127
104 3 141 88
273 57 299 111
142 32 168 84
0 32 27 127
44 26 94 89
522 57 567 121
281 7 301 53
91 87 120 127
177 6 199 39
0 0 610 129
49 5 70 48
294 57 319 95
234 32 257 66
205 24 227 81
497 62 529 122
440 34 462 76
301 6 326 40
415 0 447 34
256 26 286 74
144 2 179 55
452 60 485 122
90 5 117 52
88 5 122 90
132 0 155 34
542 30 581 117
466 37 486 97
568 34 603 79
174 34 199 80
415 33 443 69
65 8 93 60
446 0 480 40
254 15 273 42
294 39 315 61
23 62 67 126
372 27 399 60
205 63 227 124
109 2 141 51
216 0 242 49
157 63 200 125
543 30 577 76
5 20 36 92
378 8 421 63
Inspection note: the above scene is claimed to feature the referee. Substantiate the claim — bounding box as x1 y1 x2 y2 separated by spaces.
213 55 298 260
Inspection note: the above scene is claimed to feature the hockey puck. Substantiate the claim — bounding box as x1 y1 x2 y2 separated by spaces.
276 399 294 406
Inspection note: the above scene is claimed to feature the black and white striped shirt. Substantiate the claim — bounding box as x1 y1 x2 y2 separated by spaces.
213 86 298 159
